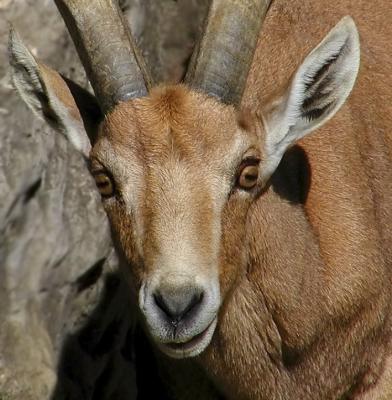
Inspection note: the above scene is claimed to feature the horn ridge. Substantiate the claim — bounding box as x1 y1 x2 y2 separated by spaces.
185 0 272 106
54 0 152 113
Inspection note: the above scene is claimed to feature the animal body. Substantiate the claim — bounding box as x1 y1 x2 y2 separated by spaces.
9 0 392 399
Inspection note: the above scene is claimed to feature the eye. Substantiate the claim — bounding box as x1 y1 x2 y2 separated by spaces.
237 159 260 190
93 171 115 198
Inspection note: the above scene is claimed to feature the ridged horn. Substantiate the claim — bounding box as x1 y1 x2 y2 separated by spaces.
54 0 152 113
185 0 272 105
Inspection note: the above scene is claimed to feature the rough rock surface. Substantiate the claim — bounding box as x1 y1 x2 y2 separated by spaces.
0 1 209 399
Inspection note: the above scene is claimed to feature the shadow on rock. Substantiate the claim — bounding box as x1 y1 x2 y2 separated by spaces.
51 271 171 400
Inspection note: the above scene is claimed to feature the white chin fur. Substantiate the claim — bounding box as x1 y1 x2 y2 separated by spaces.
157 317 217 359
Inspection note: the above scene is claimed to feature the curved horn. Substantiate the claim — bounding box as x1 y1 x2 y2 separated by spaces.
54 0 152 113
185 0 272 105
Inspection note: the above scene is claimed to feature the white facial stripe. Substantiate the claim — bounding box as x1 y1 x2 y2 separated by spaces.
219 129 251 174
96 137 146 254
147 158 220 278
210 128 254 203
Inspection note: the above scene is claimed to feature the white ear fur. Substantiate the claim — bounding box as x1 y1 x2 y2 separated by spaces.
9 28 43 116
261 16 360 181
9 27 93 157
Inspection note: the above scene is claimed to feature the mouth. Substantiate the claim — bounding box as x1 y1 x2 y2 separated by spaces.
157 317 217 359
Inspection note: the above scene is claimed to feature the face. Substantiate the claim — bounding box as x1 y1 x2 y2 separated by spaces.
89 85 265 358
12 7 359 360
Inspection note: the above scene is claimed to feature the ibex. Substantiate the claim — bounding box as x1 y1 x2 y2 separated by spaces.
9 0 392 398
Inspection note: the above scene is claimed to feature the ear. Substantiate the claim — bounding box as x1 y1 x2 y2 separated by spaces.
261 16 360 181
9 27 103 157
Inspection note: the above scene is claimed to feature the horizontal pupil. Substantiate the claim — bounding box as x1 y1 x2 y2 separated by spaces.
96 181 109 187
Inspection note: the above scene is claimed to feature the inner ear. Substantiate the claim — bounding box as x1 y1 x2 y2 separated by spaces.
300 38 351 122
286 16 360 136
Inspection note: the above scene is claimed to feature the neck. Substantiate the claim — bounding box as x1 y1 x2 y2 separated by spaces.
198 177 390 399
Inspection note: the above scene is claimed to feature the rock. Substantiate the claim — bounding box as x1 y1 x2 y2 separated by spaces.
0 1 209 399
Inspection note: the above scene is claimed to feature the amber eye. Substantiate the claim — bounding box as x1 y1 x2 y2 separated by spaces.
237 161 260 190
93 172 115 198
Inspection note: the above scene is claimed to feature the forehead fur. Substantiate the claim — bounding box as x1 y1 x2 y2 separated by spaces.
99 85 254 162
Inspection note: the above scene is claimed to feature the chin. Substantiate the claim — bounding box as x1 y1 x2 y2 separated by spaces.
156 318 218 359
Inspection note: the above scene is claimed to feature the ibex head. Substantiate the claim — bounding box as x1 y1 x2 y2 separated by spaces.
9 0 360 358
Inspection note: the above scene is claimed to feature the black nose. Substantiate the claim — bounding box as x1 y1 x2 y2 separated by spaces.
153 286 204 326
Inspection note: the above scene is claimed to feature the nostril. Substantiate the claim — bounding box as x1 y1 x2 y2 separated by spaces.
185 292 204 314
153 293 172 318
153 288 204 324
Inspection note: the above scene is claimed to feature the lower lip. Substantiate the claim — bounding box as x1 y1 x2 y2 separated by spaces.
158 318 217 359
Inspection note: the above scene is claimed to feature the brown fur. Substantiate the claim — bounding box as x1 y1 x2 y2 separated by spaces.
199 1 392 398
